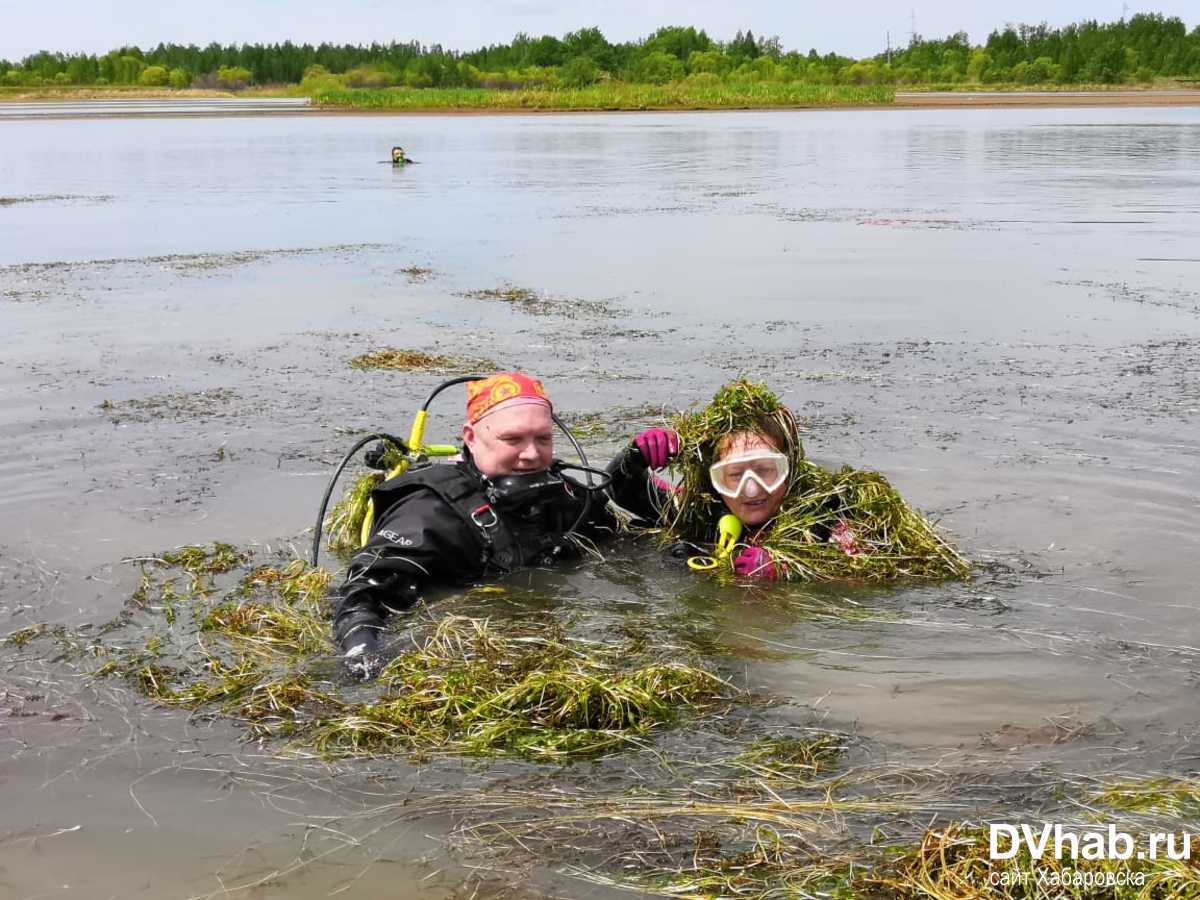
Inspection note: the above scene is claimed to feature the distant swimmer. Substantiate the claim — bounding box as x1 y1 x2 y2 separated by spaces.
391 146 417 165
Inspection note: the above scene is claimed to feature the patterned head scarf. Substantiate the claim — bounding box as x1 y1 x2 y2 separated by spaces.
465 372 552 425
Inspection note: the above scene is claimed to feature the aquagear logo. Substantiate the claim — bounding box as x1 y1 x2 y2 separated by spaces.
379 529 415 546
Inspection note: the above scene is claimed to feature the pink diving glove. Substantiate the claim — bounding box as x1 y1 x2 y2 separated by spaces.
633 428 680 470
732 545 778 580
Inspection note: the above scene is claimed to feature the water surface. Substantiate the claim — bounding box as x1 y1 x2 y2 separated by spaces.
2 105 1200 896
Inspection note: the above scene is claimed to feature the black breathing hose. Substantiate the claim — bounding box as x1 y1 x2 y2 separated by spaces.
310 433 408 567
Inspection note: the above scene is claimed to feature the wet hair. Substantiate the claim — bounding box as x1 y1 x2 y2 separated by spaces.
715 408 803 465
665 379 806 541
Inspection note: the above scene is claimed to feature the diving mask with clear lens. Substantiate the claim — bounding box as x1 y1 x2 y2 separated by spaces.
708 451 789 499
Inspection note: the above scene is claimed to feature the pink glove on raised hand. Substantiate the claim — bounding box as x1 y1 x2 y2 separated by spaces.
633 428 680 470
732 545 778 580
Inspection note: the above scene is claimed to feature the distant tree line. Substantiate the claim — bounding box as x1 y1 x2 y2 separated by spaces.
878 14 1199 84
2 15 1197 89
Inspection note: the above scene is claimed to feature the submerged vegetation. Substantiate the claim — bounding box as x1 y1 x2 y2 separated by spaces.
455 771 1200 898
3 14 1197 106
461 286 539 303
5 541 1198 895
77 544 736 761
668 379 969 581
311 616 732 759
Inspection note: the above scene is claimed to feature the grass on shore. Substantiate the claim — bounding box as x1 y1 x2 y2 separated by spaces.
0 85 291 101
6 81 1198 112
310 82 894 111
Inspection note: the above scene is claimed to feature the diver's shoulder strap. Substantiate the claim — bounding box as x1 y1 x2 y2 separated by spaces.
370 463 520 573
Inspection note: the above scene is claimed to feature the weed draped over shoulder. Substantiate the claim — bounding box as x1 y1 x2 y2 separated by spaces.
665 379 969 581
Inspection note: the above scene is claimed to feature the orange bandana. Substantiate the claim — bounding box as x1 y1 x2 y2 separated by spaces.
466 372 552 425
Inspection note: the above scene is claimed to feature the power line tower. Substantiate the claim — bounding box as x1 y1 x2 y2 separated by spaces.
886 29 892 65
909 8 917 45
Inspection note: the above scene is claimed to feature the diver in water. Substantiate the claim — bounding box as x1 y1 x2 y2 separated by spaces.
649 379 969 583
333 371 677 678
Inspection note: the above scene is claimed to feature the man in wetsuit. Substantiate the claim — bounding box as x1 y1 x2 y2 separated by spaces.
333 372 679 678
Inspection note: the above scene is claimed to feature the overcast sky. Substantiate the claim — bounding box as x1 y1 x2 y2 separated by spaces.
3 0 1197 62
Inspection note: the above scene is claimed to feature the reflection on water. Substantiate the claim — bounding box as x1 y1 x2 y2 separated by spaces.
0 97 312 119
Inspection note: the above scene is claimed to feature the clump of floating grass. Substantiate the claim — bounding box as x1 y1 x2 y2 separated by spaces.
462 286 538 304
1092 777 1200 815
308 615 732 760
99 549 342 725
731 733 846 783
159 541 249 575
573 825 854 898
349 348 494 372
99 552 732 761
526 807 1200 900
239 559 333 603
666 378 969 581
201 596 330 658
456 766 912 899
761 462 969 581
121 542 254 622
5 623 52 647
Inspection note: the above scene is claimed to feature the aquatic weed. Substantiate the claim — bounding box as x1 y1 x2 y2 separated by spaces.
97 553 734 762
666 378 969 581
348 348 493 372
307 616 733 760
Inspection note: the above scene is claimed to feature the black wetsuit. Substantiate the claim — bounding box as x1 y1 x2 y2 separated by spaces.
332 445 665 651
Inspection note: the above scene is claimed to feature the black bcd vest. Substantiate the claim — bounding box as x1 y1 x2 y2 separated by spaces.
369 462 583 575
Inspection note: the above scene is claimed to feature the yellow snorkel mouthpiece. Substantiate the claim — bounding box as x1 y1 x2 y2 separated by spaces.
687 514 743 572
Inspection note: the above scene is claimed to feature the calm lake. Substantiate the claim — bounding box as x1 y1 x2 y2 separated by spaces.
2 104 1200 897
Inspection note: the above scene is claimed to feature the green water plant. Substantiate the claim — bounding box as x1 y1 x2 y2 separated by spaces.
97 548 733 762
349 348 494 372
307 615 732 760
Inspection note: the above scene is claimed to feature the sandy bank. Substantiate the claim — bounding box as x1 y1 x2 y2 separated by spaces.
896 90 1200 108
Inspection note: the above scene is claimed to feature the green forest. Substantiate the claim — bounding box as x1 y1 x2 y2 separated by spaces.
2 13 1198 92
